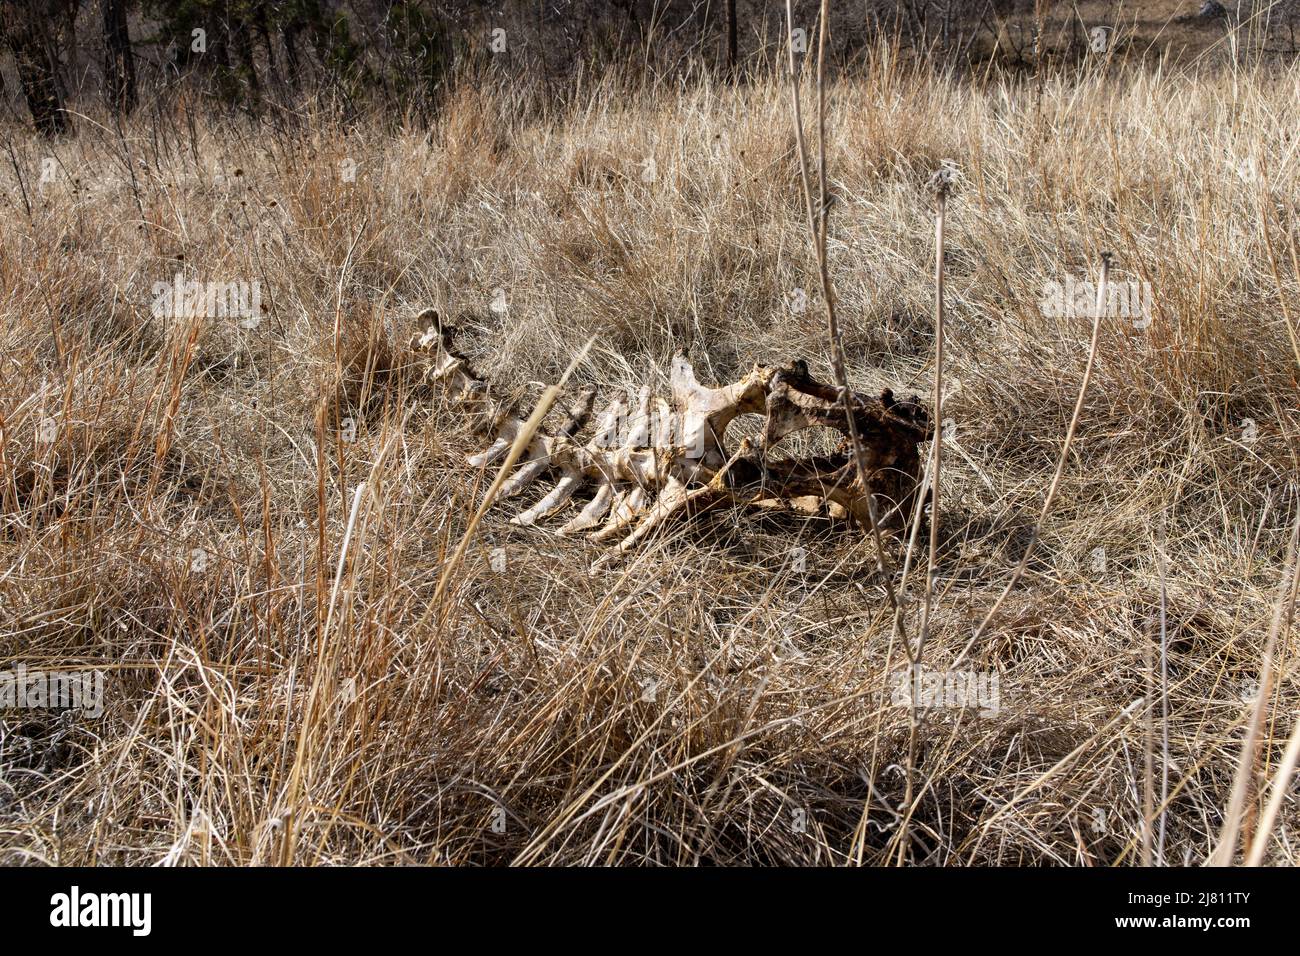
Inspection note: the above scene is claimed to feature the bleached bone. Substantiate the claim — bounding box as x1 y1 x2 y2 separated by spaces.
559 480 615 534
410 308 931 560
512 472 581 526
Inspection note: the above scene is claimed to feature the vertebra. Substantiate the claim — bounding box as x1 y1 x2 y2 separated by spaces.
410 308 931 564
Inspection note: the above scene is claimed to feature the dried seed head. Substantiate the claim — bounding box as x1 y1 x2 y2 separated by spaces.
926 161 961 198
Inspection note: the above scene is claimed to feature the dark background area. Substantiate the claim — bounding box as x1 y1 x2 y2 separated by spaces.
2 1 1298 134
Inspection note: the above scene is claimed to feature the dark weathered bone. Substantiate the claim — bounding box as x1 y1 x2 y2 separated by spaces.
410 308 931 562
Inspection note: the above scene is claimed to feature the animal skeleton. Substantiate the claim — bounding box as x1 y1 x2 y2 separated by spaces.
411 308 931 563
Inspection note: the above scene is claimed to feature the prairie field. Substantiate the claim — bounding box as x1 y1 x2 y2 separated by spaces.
2 39 1299 865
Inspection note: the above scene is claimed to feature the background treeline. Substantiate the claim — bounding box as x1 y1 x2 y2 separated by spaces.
1 1 1298 133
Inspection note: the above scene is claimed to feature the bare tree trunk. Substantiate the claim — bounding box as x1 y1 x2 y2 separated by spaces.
102 0 136 114
723 0 738 74
229 11 261 95
253 3 281 88
283 18 303 84
1 1 69 135
15 46 66 134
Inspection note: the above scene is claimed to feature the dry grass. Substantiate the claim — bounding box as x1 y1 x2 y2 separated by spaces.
1 52 1298 865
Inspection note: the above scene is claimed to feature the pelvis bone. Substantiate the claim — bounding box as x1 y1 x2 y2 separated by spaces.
411 309 931 564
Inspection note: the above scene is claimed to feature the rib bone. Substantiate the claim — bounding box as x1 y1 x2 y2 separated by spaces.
410 309 931 561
